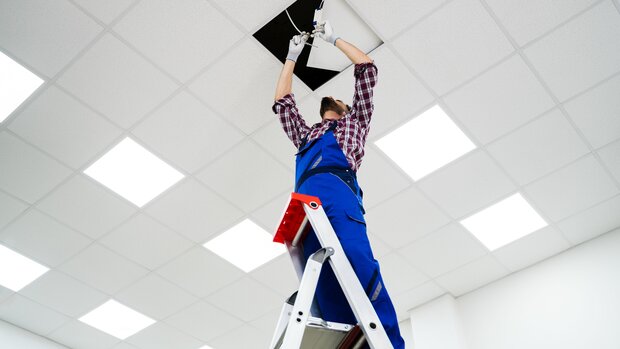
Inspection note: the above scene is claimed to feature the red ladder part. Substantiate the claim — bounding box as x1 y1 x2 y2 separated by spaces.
273 193 322 244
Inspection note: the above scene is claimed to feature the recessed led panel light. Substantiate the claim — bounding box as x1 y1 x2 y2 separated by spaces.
0 244 49 292
79 299 155 339
0 51 44 123
375 105 476 181
460 193 548 251
84 137 184 207
204 219 286 272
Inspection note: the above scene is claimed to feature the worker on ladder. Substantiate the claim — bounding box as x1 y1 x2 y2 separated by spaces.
272 19 405 349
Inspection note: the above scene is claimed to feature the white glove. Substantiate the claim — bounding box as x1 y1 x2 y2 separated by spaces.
314 20 339 46
286 34 307 62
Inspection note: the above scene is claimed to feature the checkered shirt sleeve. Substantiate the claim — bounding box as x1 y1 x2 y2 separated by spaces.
272 93 310 149
350 62 378 129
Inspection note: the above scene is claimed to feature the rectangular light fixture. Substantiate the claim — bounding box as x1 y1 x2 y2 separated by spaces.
375 105 476 181
460 193 548 250
0 244 49 292
0 51 44 123
84 137 184 207
204 219 286 273
79 299 155 339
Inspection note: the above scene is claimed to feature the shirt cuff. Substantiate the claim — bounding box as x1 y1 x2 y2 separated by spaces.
272 93 296 114
354 62 377 77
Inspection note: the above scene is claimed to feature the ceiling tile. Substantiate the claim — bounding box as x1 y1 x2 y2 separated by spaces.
72 0 136 24
597 139 620 182
391 0 513 95
399 224 488 278
190 38 310 134
56 34 178 128
164 301 243 342
487 109 591 185
115 273 197 321
20 271 108 318
114 0 244 82
417 150 516 219
144 179 244 243
37 175 137 239
249 192 294 234
564 74 620 149
523 1 620 101
210 324 271 349
8 86 123 169
250 253 299 298
196 140 292 213
365 187 451 249
485 0 600 46
346 0 449 40
99 214 193 271
156 247 244 298
49 320 120 349
0 190 28 230
58 243 149 295
366 231 394 258
125 321 203 349
133 92 244 173
249 307 282 335
111 343 140 349
444 55 555 144
0 131 72 204
250 119 297 172
557 194 620 245
0 293 70 336
390 281 445 319
206 277 282 322
212 0 290 32
524 155 619 221
0 286 12 303
357 147 411 209
492 226 570 271
377 252 429 296
0 209 91 267
434 254 508 296
0 0 102 77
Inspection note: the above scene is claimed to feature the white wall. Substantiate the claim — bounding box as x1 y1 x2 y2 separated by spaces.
408 228 620 349
0 320 69 349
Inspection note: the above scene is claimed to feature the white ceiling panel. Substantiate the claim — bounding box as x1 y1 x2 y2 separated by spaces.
205 277 282 322
0 287 12 304
250 253 299 298
0 210 91 268
211 0 290 32
399 224 488 278
357 147 412 209
434 254 509 296
557 194 620 244
492 226 570 271
0 132 72 204
444 55 555 144
417 150 516 219
132 91 244 173
164 301 243 342
144 179 244 243
524 154 619 221
72 0 137 24
364 187 451 249
49 320 120 349
487 109 591 185
37 175 137 239
196 140 292 213
0 293 69 336
346 0 449 40
99 214 193 271
210 323 271 349
391 0 513 95
56 34 178 128
156 247 244 298
58 243 149 295
523 1 620 101
112 343 139 349
377 252 429 296
20 271 107 318
125 321 203 349
485 0 600 46
366 231 394 258
0 0 101 77
0 191 27 230
597 139 620 182
114 0 244 82
115 273 197 321
250 119 297 172
390 281 445 318
249 192 293 234
8 85 123 169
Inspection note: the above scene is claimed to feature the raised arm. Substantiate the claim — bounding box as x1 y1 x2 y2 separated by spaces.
314 20 372 64
274 35 307 101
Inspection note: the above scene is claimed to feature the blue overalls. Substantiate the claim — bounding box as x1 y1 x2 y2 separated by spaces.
295 122 405 349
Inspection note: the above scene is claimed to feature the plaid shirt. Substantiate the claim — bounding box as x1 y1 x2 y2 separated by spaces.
272 62 378 171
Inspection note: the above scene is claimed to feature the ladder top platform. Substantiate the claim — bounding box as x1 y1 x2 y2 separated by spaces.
273 193 322 244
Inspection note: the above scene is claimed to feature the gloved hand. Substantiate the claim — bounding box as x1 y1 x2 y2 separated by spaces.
314 20 339 46
286 34 307 62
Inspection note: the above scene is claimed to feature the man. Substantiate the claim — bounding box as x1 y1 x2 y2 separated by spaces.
272 21 405 349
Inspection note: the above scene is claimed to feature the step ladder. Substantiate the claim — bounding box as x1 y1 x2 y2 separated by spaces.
269 193 393 349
